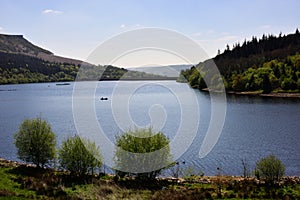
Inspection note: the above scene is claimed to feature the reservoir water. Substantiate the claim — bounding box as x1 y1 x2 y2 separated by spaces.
0 81 299 176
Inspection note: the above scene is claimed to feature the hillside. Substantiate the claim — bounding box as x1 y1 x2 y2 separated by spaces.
0 34 83 66
0 34 164 84
0 34 53 56
179 29 300 94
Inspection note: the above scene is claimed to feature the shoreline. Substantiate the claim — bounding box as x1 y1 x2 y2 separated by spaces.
201 88 300 99
1 157 300 181
1 157 300 199
1 80 300 99
230 91 300 99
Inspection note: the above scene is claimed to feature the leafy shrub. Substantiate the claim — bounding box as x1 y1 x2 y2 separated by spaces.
255 154 285 183
58 135 102 176
14 117 56 168
114 128 172 179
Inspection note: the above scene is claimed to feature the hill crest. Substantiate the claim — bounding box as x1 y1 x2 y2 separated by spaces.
0 34 82 66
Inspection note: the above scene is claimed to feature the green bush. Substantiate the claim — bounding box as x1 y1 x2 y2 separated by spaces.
114 128 172 179
255 154 285 183
14 117 56 168
58 135 102 176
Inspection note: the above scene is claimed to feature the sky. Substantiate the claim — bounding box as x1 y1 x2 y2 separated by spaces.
0 0 299 67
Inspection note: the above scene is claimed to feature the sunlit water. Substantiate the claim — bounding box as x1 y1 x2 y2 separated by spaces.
0 81 299 176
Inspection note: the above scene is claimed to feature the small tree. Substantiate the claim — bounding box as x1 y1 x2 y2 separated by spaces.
114 128 172 180
14 117 56 168
58 135 102 176
255 154 285 183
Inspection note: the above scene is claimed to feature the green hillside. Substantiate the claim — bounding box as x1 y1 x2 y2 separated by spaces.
179 29 300 94
0 34 163 84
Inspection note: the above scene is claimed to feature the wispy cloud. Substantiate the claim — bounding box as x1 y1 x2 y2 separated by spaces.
42 9 63 15
192 29 215 37
260 25 272 30
192 32 202 37
194 32 239 43
215 35 239 42
120 24 141 30
0 27 3 32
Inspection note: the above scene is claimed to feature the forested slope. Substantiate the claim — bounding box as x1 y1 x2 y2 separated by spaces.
179 29 300 93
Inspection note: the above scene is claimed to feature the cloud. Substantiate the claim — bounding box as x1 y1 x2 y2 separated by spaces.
192 30 215 37
196 35 239 43
215 35 239 42
0 27 3 32
192 32 202 37
42 9 63 15
120 24 141 29
260 25 271 30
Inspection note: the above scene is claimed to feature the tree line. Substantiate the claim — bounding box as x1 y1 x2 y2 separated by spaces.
0 52 163 84
179 29 300 93
14 117 172 179
14 116 285 183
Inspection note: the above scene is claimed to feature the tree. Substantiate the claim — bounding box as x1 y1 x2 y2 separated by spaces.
262 73 272 93
255 154 285 184
114 128 172 180
58 135 102 176
14 117 56 168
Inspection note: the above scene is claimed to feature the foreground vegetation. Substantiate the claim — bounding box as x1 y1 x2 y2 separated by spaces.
0 158 300 199
4 117 300 199
114 128 172 179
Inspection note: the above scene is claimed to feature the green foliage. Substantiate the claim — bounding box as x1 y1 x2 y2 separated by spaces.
114 128 172 179
182 166 204 180
183 54 300 93
255 154 285 183
0 52 163 85
58 135 102 176
14 117 56 168
180 31 300 93
1 158 300 199
0 166 37 199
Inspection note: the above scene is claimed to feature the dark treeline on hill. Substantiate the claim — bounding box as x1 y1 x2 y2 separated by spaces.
0 51 79 84
0 51 163 84
179 29 300 93
0 34 163 84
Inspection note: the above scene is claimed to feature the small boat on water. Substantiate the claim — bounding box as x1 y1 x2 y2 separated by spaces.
56 83 71 86
100 97 108 101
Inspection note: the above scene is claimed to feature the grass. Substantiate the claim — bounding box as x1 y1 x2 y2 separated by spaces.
0 167 37 199
0 159 300 199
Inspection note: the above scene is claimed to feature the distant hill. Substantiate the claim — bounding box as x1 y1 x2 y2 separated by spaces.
128 64 193 77
0 34 82 66
180 29 300 94
0 34 164 84
0 34 52 55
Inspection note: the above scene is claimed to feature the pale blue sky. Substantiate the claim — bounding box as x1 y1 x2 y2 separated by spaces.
0 0 299 67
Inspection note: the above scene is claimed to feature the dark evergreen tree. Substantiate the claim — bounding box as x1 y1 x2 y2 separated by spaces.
262 74 272 94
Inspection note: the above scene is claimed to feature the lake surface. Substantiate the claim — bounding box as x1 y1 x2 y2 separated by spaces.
0 81 299 176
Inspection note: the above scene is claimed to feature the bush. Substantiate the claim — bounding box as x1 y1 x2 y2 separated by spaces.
58 135 102 176
255 154 285 183
114 128 172 179
14 117 56 168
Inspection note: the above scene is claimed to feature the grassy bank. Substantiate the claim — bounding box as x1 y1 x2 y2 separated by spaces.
0 158 300 199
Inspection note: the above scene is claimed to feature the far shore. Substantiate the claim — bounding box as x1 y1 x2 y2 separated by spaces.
229 91 300 98
1 80 300 99
201 88 300 99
